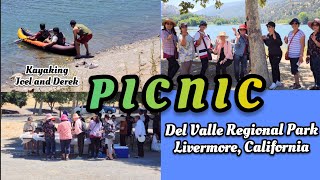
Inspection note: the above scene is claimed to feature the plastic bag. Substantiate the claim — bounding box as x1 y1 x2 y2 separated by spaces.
151 135 161 152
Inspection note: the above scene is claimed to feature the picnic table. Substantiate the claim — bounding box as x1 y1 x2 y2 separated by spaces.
20 132 91 155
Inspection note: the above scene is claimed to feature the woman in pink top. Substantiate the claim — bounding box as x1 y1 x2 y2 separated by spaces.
57 114 72 160
213 32 233 75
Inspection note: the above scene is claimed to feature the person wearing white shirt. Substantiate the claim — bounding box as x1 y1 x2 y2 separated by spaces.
134 115 146 158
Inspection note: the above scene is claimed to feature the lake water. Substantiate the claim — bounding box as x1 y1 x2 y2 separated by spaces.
1 0 160 84
185 24 313 46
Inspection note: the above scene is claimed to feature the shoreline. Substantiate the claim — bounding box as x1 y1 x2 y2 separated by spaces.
1 37 160 92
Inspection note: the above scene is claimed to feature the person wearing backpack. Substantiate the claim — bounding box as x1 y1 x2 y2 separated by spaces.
194 21 212 76
72 113 86 158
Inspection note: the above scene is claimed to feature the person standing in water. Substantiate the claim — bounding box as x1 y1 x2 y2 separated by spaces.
70 20 93 59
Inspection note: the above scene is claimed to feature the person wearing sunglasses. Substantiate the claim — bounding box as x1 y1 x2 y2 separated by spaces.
232 24 249 82
284 18 305 89
161 18 180 80
306 18 320 90
178 23 195 75
262 21 283 90
194 20 212 76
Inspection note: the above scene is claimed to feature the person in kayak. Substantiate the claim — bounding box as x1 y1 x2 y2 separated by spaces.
70 20 93 59
43 27 66 48
28 23 51 42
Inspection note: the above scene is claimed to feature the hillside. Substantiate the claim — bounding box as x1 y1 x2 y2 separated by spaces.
195 0 244 18
162 2 180 17
192 0 320 23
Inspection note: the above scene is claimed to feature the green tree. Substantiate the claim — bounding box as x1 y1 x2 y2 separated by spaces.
298 12 309 24
33 92 45 115
44 92 69 113
1 93 9 107
4 92 28 108
105 93 121 106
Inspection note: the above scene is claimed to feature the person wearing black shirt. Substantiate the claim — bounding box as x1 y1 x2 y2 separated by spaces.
263 21 283 90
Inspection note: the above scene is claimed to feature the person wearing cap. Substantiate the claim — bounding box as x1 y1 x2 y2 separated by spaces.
194 20 212 76
23 117 36 155
43 27 66 48
263 21 283 90
161 18 180 80
43 114 56 160
232 24 249 82
72 113 86 158
28 23 51 42
88 115 103 159
284 18 305 89
213 32 233 75
178 23 195 75
306 18 320 90
134 115 146 158
57 114 72 160
70 20 93 59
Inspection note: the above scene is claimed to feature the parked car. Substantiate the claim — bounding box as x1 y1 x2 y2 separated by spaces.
74 105 88 114
74 105 116 115
102 105 117 114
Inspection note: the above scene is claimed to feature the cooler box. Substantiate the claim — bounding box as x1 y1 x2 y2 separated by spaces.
114 145 129 158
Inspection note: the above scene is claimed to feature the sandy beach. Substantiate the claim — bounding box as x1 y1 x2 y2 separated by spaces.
1 37 160 92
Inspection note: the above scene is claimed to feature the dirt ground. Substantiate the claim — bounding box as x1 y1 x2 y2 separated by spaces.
1 137 160 180
161 55 315 90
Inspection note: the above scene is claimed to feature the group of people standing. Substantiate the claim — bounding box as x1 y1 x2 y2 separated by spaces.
22 108 160 161
161 17 320 90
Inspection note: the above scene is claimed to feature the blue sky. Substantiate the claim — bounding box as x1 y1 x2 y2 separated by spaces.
165 0 243 12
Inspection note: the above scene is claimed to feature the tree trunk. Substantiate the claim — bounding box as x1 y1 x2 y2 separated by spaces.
39 100 43 115
245 0 271 86
72 93 77 114
33 100 37 115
